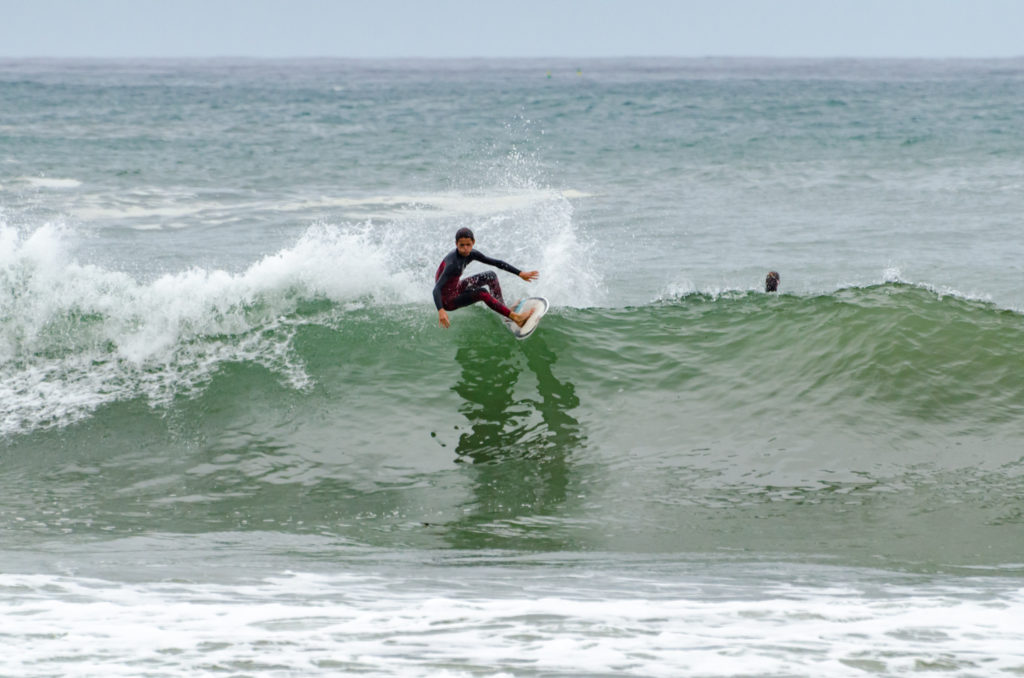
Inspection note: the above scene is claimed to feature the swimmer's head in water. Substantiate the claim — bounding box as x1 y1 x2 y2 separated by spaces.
766 271 780 292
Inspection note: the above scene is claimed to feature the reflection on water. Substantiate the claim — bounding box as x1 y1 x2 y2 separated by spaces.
451 340 521 461
447 331 586 548
452 334 584 461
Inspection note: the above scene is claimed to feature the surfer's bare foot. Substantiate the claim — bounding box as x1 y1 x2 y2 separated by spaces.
509 307 534 328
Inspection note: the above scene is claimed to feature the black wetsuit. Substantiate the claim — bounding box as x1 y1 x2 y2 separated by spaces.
433 249 522 317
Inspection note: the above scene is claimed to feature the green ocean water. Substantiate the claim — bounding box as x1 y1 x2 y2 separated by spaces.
2 58 1024 676
4 284 1022 569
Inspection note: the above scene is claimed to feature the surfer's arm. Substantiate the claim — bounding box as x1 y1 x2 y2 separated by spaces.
432 257 453 310
471 250 522 277
433 273 452 328
433 255 457 328
471 251 537 282
432 280 445 310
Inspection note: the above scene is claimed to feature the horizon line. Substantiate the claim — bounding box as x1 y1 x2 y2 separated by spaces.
3 54 1024 62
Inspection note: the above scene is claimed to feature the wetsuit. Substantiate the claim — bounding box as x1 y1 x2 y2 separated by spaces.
433 249 522 317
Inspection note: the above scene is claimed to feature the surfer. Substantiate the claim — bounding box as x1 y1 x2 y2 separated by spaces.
433 227 539 329
765 271 780 292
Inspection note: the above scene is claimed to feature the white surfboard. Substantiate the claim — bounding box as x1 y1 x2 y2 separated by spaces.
502 297 549 340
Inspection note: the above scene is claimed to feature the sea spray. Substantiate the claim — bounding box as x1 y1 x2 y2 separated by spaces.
0 222 422 433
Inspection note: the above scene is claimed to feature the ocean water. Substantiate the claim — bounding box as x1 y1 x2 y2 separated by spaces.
1 57 1023 676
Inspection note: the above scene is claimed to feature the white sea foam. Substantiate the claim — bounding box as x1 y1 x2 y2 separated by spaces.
876 266 1001 309
652 282 756 303
71 189 241 229
0 221 423 435
883 266 903 283
0 181 601 433
490 190 603 309
652 267 1013 312
19 176 82 189
334 186 604 310
272 188 590 217
73 203 210 221
1 568 1021 678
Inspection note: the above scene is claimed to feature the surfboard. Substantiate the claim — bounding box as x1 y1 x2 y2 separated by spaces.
502 296 549 340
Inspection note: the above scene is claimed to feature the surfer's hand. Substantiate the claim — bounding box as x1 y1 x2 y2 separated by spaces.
438 309 450 329
519 270 539 282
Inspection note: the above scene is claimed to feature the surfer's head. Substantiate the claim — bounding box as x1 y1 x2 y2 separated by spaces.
765 271 780 292
455 227 475 256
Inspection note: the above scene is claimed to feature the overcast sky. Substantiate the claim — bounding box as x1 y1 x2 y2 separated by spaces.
2 0 1022 59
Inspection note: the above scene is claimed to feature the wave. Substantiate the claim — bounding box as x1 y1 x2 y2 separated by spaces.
3 218 1023 447
4 265 1023 564
3 214 1023 442
0 202 598 434
633 285 1024 458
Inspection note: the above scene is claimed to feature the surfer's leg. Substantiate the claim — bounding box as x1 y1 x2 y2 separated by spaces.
445 287 512 317
466 272 533 326
508 305 534 327
461 271 505 305
444 272 512 317
483 272 504 305
445 286 531 326
476 291 512 316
